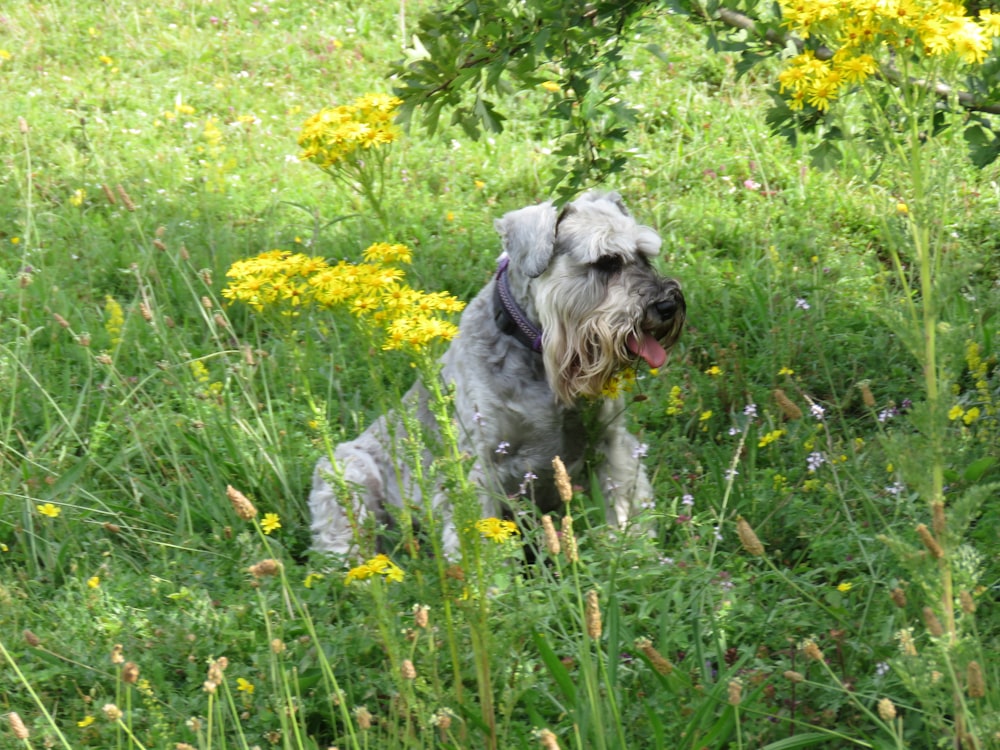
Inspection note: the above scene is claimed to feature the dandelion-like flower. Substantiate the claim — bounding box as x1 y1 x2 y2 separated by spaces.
345 553 404 584
475 517 520 543
36 503 61 518
298 94 402 169
261 512 281 534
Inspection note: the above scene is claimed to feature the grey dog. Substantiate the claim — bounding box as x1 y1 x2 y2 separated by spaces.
309 191 685 556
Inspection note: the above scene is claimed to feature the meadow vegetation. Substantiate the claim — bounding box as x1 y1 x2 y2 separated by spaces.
1 1 998 748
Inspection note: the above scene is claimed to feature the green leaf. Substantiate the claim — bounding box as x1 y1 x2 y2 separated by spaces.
531 630 577 704
963 456 996 482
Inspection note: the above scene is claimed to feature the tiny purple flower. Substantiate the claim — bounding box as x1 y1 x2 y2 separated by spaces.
728 426 743 436
810 403 826 420
807 451 826 472
885 481 905 496
724 468 739 481
473 410 484 426
495 441 510 455
876 661 890 677
633 442 649 459
795 297 811 310
641 501 655 511
682 493 694 506
744 178 761 191
878 408 897 423
743 403 758 418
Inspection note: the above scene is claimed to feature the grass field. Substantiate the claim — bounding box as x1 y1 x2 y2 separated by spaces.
2 1 999 748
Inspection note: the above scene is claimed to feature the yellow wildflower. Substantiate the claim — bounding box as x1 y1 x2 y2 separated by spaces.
475 517 521 543
37 503 61 518
261 513 281 534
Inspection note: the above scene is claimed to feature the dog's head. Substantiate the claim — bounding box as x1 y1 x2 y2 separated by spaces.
494 191 685 403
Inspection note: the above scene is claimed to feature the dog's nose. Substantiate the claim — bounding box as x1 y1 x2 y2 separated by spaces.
655 298 679 320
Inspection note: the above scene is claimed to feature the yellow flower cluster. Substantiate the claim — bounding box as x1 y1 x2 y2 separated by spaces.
757 429 786 447
777 0 1000 111
222 246 464 352
298 93 401 168
345 553 404 584
475 518 521 543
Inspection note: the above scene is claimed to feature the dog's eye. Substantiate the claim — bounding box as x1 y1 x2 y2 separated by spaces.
592 255 624 274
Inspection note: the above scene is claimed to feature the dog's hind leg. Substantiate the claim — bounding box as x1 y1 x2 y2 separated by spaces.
309 434 393 557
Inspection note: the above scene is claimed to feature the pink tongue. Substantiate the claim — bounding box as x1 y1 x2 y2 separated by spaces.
627 333 667 369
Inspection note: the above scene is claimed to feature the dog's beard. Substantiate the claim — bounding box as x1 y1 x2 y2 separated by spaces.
534 263 685 404
537 282 655 404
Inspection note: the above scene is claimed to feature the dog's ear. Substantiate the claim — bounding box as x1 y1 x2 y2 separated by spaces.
494 201 557 278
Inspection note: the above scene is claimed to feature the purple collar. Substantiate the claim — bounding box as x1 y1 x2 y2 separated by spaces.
493 256 543 353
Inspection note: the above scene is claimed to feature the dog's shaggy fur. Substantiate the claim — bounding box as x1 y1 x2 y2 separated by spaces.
309 192 685 556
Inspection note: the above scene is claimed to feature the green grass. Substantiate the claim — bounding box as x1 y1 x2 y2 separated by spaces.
2 1 999 749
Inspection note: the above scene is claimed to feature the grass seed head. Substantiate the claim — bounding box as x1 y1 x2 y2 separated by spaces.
890 587 907 608
967 660 986 698
8 711 29 739
877 697 897 721
773 389 803 420
737 516 765 556
248 559 281 577
784 670 805 683
561 514 578 564
122 662 140 684
541 515 561 556
401 659 416 680
552 456 573 503
922 607 944 637
916 524 943 559
585 590 602 639
635 637 674 675
226 485 258 520
536 728 561 749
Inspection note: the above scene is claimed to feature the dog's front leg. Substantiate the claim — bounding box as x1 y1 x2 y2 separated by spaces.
596 422 655 532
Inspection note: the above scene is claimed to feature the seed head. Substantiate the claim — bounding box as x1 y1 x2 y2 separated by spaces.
227 485 258 520
561 514 578 564
354 706 373 730
248 559 281 578
153 239 167 251
585 590 602 639
552 456 573 503
8 712 29 740
53 312 70 328
139 302 153 322
536 728 561 750
541 515 561 556
635 637 673 675
18 117 29 134
111 644 124 664
922 606 944 638
783 670 805 683
115 184 136 212
413 604 430 629
877 697 897 721
122 662 140 684
102 703 123 722
915 524 943 559
23 629 41 647
802 640 824 662
102 183 117 205
401 659 417 680
773 389 803 420
890 587 907 608
967 660 986 698
727 679 743 706
859 382 876 408
736 516 765 556
270 639 286 654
